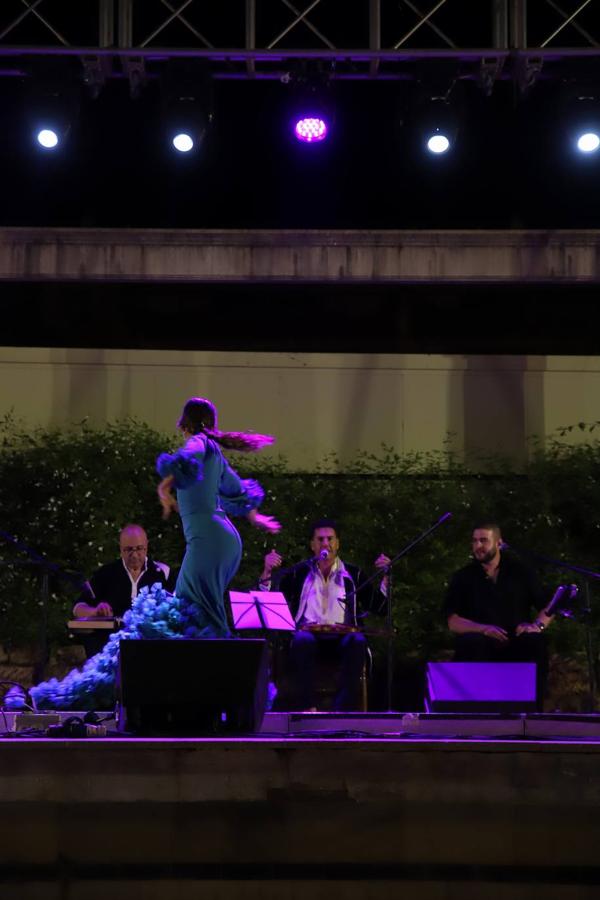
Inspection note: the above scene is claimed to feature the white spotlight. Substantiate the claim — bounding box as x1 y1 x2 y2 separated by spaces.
427 133 451 154
576 131 600 154
37 128 60 149
172 132 194 153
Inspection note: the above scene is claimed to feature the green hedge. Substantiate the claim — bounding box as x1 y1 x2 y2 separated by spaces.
0 415 598 673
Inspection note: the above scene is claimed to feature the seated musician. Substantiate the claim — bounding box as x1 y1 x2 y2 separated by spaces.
444 521 553 704
259 518 389 711
73 523 172 657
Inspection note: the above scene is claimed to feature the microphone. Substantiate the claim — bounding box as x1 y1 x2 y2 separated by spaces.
276 548 329 576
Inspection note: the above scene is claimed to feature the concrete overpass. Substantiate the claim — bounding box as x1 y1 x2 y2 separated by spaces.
1 228 599 284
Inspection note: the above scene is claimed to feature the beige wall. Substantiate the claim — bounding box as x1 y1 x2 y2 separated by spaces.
0 347 598 469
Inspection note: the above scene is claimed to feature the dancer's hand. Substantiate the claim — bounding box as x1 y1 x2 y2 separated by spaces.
248 511 281 533
158 475 178 519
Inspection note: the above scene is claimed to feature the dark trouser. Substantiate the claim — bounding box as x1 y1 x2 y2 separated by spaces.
288 630 368 711
454 632 548 709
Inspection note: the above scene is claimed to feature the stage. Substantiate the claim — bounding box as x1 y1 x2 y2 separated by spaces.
2 712 600 899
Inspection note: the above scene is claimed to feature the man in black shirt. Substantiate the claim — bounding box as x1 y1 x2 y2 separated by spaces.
73 523 172 656
443 523 553 697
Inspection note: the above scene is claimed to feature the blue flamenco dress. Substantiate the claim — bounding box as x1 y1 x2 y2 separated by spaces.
29 436 264 711
156 435 264 637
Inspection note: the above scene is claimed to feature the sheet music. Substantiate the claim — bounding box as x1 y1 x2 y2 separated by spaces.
229 591 263 629
229 591 295 631
250 591 295 630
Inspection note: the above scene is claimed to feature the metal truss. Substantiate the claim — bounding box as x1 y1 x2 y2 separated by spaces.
0 1 599 93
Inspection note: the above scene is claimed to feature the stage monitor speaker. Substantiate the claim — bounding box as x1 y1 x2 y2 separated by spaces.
425 662 537 713
118 639 269 735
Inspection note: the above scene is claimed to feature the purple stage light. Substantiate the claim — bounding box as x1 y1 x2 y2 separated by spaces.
294 116 328 143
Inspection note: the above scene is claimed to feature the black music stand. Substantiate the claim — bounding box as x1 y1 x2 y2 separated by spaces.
346 512 453 711
229 590 296 711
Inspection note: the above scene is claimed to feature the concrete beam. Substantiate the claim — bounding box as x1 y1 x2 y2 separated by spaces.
1 227 600 283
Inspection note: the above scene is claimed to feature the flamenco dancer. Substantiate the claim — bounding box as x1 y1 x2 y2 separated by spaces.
157 396 280 634
30 398 280 710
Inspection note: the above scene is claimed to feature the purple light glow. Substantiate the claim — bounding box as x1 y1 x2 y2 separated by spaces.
294 116 328 143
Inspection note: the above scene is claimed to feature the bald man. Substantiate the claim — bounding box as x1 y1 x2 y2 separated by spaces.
73 524 172 656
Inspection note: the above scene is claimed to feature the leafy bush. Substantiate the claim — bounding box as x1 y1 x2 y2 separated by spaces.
0 415 599 683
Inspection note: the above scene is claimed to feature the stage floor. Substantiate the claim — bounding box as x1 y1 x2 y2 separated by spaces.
4 712 600 899
4 709 600 741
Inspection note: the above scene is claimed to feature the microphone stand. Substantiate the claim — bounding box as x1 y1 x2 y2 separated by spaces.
506 543 600 712
255 554 326 591
0 530 91 684
346 512 453 712
254 553 327 704
275 553 327 579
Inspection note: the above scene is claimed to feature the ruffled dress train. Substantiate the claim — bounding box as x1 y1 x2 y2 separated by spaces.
30 436 264 710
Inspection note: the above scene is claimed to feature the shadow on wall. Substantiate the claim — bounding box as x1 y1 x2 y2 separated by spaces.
50 349 112 426
448 356 547 467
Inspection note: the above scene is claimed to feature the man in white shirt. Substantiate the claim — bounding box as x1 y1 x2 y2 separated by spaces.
260 518 389 711
73 523 171 656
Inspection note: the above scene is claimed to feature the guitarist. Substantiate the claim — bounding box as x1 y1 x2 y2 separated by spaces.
444 521 554 706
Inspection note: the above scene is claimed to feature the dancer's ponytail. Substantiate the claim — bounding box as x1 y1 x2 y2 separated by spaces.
177 397 274 453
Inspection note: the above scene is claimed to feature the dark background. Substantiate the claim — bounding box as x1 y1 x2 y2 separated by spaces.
1 1 600 354
1 76 599 232
2 281 600 354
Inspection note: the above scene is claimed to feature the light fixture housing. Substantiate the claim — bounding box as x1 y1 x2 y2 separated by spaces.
287 70 333 145
166 98 209 154
570 96 600 155
162 63 212 156
419 98 458 156
28 86 76 152
558 84 600 157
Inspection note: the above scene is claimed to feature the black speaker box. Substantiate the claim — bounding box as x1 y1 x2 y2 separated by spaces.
118 639 269 735
425 661 538 713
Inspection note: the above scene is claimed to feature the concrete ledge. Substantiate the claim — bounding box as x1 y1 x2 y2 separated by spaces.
2 737 600 872
1 228 600 283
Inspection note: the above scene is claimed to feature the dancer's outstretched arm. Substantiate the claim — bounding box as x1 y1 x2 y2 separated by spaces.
158 475 178 519
247 509 281 534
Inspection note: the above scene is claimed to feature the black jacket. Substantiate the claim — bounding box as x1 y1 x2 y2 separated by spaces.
76 557 172 617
